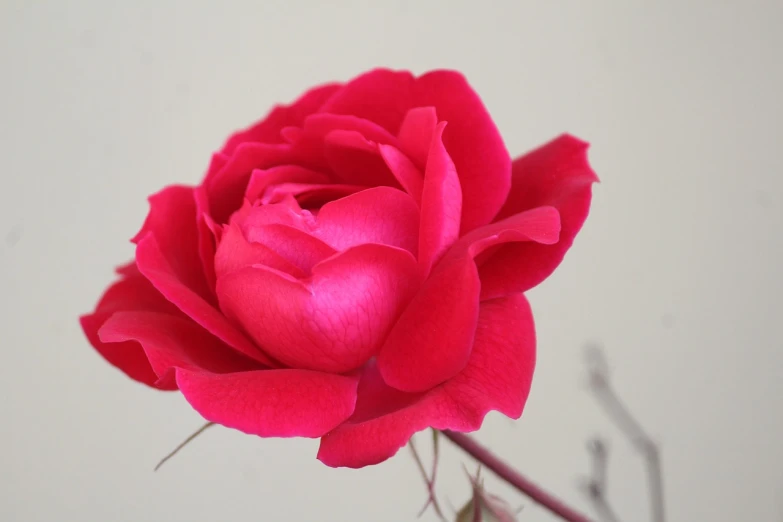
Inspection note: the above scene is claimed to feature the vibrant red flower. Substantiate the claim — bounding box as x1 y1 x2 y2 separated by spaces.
81 68 597 468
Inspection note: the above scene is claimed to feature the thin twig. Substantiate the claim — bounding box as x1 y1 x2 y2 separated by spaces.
471 467 483 522
586 345 665 522
443 430 594 522
431 430 441 502
154 422 215 471
409 435 448 521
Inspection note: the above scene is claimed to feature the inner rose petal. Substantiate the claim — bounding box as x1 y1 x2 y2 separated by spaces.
216 244 421 374
245 165 331 202
261 182 368 208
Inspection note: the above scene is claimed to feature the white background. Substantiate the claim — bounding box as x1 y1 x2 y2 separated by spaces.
1 1 782 521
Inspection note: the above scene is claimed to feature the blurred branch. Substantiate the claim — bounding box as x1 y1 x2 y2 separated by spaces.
585 345 665 522
154 422 215 471
582 438 620 522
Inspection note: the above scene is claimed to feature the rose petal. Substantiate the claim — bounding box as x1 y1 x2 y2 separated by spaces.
213 110 395 226
377 254 480 393
479 135 597 299
202 152 229 186
290 113 401 170
414 70 512 232
312 187 420 255
92 264 180 315
244 186 419 258
378 144 423 204
318 294 535 468
302 113 400 146
207 142 295 224
245 165 331 202
243 224 337 275
176 368 359 438
114 260 139 277
219 83 342 155
397 106 437 168
280 126 302 143
261 182 367 208
418 122 462 275
215 223 305 279
233 198 309 229
323 129 400 187
217 244 420 373
135 233 278 367
132 186 212 302
319 69 415 134
99 311 257 387
82 312 165 388
194 186 218 293
376 206 559 394
203 82 340 209
80 268 181 389
459 206 562 259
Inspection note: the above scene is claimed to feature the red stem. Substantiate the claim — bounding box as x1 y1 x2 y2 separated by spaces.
442 431 594 522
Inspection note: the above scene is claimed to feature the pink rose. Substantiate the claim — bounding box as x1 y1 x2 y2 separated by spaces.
81 68 597 468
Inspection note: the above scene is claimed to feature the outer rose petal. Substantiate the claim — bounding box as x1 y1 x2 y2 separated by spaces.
318 294 535 468
414 70 511 232
177 368 359 438
132 186 212 302
194 186 218 292
135 233 278 367
459 206 562 259
80 267 181 389
217 244 420 373
81 313 163 388
98 311 257 387
114 260 140 277
377 206 559 393
377 255 480 393
219 83 342 154
479 135 598 300
319 69 415 134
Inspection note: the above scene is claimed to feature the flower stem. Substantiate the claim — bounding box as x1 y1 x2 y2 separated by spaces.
442 430 594 522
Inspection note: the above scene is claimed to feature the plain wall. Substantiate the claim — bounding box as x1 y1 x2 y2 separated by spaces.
1 1 781 520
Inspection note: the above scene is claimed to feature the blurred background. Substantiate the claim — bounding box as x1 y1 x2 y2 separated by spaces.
1 1 781 520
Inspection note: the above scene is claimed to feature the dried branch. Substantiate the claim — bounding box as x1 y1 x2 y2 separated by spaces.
408 432 448 521
585 345 666 522
154 422 215 471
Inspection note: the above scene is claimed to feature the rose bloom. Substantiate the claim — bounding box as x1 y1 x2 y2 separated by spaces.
81 68 596 468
